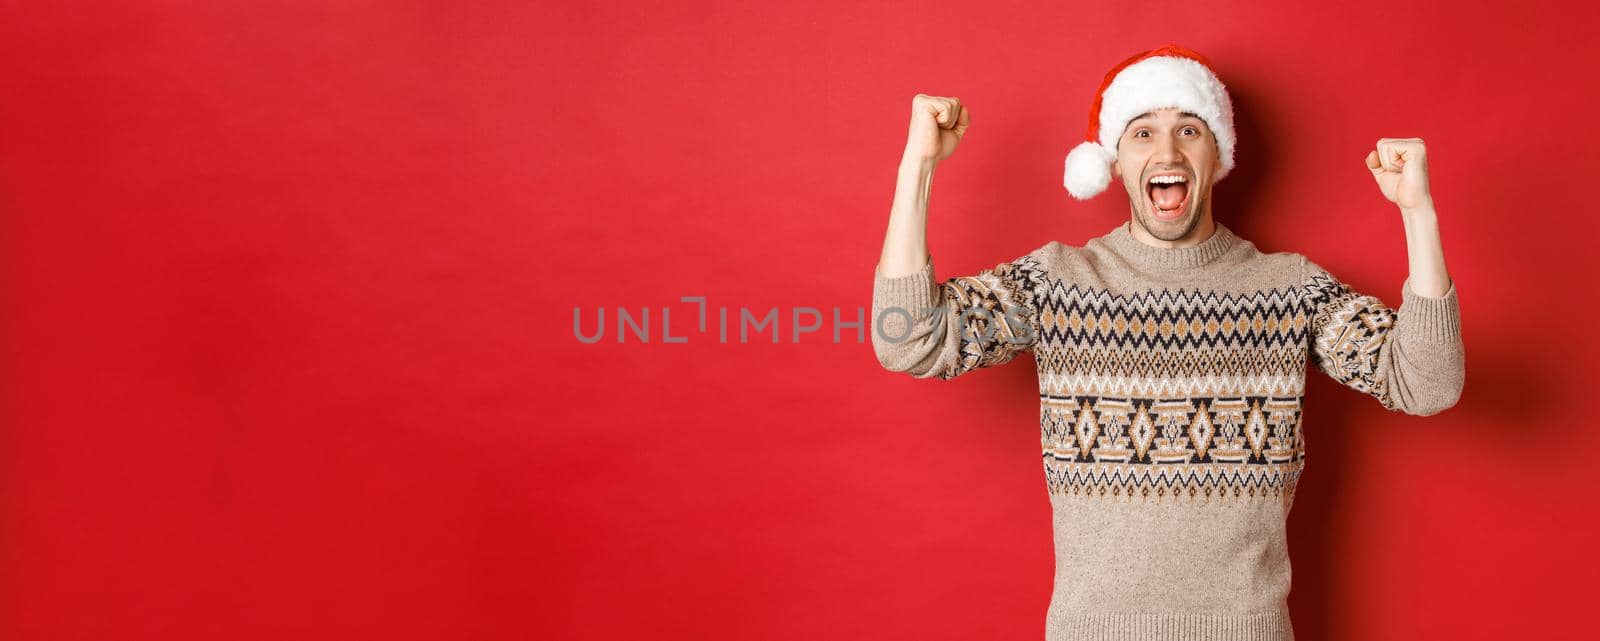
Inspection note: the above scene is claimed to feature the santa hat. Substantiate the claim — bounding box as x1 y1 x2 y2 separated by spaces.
1063 44 1236 200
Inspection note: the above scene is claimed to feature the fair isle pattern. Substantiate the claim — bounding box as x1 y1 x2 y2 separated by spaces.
1040 395 1304 501
918 249 1411 501
1028 282 1321 502
931 255 1049 380
1034 281 1310 398
868 225 1465 641
1035 284 1309 350
1304 271 1397 410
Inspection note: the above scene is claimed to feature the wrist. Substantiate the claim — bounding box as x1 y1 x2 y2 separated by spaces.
1399 199 1436 218
899 154 938 175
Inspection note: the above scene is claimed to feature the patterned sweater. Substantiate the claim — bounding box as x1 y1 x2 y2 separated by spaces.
870 222 1464 641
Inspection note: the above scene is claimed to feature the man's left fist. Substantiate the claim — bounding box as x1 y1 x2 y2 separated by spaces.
1365 138 1434 211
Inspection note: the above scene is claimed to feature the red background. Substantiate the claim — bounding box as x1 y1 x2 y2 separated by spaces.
3 2 1597 640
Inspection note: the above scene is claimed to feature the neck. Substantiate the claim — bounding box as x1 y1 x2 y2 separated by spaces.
1101 215 1238 271
1128 211 1217 248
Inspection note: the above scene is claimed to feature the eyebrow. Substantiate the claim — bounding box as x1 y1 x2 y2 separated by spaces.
1129 111 1203 123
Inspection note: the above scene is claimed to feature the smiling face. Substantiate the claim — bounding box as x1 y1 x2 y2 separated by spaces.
1111 108 1221 243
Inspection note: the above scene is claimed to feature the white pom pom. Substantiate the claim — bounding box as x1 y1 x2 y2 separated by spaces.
1063 141 1115 200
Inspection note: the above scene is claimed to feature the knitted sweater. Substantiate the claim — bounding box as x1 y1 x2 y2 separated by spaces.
870 222 1464 641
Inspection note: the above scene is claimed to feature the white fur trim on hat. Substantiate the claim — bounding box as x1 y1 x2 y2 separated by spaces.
1063 141 1115 200
1096 56 1235 180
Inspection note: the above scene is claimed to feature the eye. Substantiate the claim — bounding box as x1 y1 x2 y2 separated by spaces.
1134 129 1150 138
1181 126 1198 136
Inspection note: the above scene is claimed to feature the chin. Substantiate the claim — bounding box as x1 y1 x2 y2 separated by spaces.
1132 175 1203 239
1136 205 1201 242
1127 172 1207 242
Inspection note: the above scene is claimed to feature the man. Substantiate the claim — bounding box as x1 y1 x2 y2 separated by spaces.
870 45 1464 641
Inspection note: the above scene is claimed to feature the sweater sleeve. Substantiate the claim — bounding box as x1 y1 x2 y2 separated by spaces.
1302 257 1465 415
870 251 1047 380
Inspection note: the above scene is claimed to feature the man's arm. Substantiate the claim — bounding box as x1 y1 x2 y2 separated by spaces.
1304 258 1464 415
870 94 1043 380
1367 138 1451 297
878 158 936 278
877 94 967 279
1303 137 1465 415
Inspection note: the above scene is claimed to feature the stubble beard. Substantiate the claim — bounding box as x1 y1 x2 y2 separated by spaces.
1130 190 1207 242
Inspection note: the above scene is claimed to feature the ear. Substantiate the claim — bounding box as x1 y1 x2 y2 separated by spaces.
1110 159 1121 180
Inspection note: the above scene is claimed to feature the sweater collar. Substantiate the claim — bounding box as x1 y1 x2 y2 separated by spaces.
1100 220 1238 271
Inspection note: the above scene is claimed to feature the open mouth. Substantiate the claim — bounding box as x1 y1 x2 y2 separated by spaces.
1145 173 1189 222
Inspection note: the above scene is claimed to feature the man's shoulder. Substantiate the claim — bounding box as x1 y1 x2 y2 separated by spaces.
1029 230 1117 259
1252 247 1310 271
1015 230 1134 277
1219 230 1307 277
1016 239 1084 274
1231 247 1309 289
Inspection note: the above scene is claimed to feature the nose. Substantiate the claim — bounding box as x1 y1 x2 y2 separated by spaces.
1152 132 1183 164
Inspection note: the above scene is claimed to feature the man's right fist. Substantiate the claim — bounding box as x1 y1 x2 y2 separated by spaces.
904 94 969 165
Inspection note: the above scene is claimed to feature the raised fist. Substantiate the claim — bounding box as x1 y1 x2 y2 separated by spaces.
904 94 970 165
1365 138 1434 211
